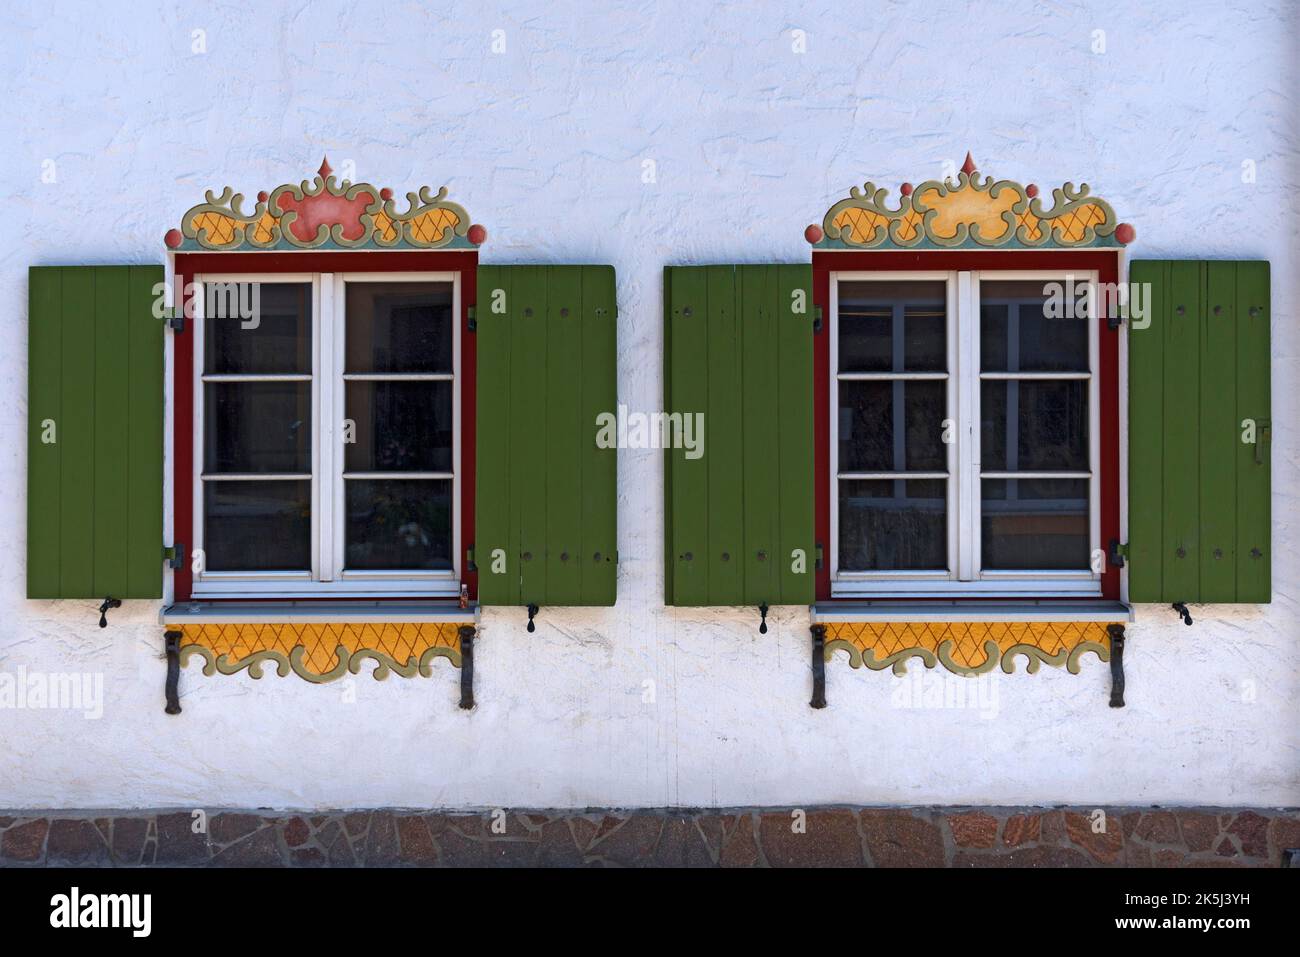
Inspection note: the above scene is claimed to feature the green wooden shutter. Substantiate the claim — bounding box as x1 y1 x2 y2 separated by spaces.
663 265 814 607
1128 260 1270 603
475 265 617 606
28 265 165 599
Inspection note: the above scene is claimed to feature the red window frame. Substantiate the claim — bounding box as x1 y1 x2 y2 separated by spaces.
812 249 1122 603
171 251 478 603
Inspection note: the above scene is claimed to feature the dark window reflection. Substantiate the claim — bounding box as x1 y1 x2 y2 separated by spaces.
204 480 311 571
838 479 947 571
345 282 453 373
981 478 1089 570
205 282 311 374
204 382 311 473
345 479 452 571
838 380 945 472
980 380 1088 472
344 381 452 473
980 281 1088 373
838 281 946 372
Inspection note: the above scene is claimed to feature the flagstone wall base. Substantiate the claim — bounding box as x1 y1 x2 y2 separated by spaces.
1 807 1296 867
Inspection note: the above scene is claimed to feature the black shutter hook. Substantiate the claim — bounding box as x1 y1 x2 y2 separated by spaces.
98 597 121 628
758 603 769 635
526 603 539 633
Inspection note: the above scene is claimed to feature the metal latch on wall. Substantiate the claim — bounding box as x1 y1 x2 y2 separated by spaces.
1171 602 1193 626
162 306 185 334
97 597 121 628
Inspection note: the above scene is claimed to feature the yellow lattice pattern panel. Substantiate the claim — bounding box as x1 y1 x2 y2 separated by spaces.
833 206 889 243
191 211 238 245
251 212 279 244
180 621 463 679
1049 202 1105 242
371 209 399 243
406 207 459 243
826 620 1116 674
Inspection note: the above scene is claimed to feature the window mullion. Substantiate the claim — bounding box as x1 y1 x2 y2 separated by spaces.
316 274 335 582
956 270 978 580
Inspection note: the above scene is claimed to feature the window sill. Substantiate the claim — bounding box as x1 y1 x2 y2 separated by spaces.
811 599 1131 624
161 599 478 625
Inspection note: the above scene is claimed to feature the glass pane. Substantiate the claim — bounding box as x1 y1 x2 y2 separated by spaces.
346 479 453 571
203 480 310 571
982 478 1089 570
344 381 453 473
204 282 311 374
204 382 311 473
980 380 1088 472
345 282 453 373
838 479 947 571
980 281 1088 372
838 380 946 472
838 281 946 372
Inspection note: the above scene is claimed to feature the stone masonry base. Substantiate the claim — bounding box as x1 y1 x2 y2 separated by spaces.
1 807 1297 867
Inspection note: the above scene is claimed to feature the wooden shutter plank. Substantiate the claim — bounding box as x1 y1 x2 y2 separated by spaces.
1235 260 1271 602
776 263 814 603
1161 261 1201 602
705 265 743 604
1128 260 1164 601
1199 262 1238 600
476 265 517 604
513 266 548 605
27 267 63 598
93 266 130 597
740 265 778 605
579 265 617 605
59 267 96 598
126 265 164 598
544 266 583 604
668 266 709 605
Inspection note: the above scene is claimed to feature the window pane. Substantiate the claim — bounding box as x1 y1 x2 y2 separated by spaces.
344 381 453 473
203 480 310 571
838 479 947 571
838 380 946 472
204 382 311 473
345 282 453 373
204 282 311 374
345 479 452 571
838 281 946 372
980 281 1088 372
980 380 1088 472
982 478 1089 570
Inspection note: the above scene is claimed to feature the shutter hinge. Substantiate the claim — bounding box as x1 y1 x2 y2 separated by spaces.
814 305 823 334
163 307 185 334
164 543 186 570
466 545 477 573
467 305 476 332
1108 540 1129 568
1107 311 1124 331
815 541 824 572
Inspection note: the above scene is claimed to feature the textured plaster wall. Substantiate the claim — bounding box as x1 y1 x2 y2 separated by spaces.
0 0 1297 810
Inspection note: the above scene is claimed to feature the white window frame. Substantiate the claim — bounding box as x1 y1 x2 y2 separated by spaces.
830 269 1101 598
191 271 461 598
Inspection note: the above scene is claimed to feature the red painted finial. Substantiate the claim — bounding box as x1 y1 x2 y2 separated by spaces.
960 152 977 176
318 156 333 178
1114 223 1136 245
804 224 824 244
467 223 488 245
900 182 913 196
164 228 183 249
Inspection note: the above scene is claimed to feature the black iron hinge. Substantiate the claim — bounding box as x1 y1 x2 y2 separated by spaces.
1108 540 1129 568
467 305 477 332
815 541 824 572
814 305 823 334
164 543 186 570
163 306 185 334
466 545 477 573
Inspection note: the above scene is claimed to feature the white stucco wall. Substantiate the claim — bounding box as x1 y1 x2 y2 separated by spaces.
1 0 1296 810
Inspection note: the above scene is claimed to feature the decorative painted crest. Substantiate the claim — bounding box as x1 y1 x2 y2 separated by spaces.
806 153 1134 250
165 158 487 251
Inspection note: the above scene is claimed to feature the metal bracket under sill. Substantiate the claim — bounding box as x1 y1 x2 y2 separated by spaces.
810 599 1133 624
160 600 480 625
